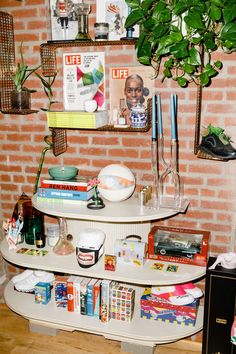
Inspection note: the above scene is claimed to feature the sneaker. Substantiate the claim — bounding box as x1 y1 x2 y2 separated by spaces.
11 269 34 285
151 285 195 305
14 270 55 292
198 124 236 160
180 282 203 298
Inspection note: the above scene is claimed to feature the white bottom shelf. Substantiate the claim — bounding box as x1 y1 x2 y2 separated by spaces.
4 281 203 347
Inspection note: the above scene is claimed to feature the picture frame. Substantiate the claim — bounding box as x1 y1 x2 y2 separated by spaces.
49 0 80 42
96 0 139 41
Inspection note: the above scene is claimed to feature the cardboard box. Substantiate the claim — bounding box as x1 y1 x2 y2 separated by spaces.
110 283 135 322
34 282 51 305
148 226 209 266
140 288 199 326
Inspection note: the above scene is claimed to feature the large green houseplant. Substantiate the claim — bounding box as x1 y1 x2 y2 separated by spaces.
125 0 236 158
125 0 236 87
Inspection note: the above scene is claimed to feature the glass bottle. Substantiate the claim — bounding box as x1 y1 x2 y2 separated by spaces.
53 217 75 255
75 3 92 41
24 207 45 247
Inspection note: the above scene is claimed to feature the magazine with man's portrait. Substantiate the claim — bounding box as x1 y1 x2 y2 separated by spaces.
109 66 154 125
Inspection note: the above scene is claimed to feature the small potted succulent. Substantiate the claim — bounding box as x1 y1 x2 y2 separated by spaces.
8 42 41 110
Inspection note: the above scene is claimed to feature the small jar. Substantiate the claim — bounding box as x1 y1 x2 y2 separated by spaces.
94 22 109 41
130 102 147 128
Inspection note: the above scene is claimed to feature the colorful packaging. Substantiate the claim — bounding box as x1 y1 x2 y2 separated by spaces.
114 236 147 266
140 288 199 326
34 282 51 305
54 276 68 308
148 226 209 266
110 283 135 321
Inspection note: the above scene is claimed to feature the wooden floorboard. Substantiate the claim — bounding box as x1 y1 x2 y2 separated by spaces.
0 304 202 354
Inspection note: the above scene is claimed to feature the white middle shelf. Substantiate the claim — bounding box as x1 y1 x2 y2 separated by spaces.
0 239 206 285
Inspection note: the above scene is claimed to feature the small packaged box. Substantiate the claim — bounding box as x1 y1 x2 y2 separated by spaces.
34 282 51 305
104 254 116 271
110 283 135 322
54 275 68 308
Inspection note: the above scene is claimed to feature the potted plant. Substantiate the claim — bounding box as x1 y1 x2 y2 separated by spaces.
124 0 236 158
124 0 236 87
8 42 41 110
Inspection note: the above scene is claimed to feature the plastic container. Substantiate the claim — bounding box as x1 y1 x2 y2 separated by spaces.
47 225 59 247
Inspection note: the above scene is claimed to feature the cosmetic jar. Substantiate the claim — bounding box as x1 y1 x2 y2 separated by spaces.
94 22 109 41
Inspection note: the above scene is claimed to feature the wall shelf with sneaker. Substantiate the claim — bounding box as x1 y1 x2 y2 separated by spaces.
1 195 206 354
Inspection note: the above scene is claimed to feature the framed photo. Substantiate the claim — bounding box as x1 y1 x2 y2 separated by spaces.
96 0 139 41
49 0 80 41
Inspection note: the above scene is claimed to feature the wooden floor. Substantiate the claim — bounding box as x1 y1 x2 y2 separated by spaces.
0 303 202 354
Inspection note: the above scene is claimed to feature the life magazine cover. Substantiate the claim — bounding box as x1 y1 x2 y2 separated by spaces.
63 52 105 111
96 0 139 40
109 66 154 125
49 0 80 41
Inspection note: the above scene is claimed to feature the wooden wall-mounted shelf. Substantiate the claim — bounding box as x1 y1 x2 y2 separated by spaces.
40 39 136 76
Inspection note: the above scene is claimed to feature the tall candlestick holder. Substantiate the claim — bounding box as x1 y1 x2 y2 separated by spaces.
158 137 188 211
150 139 159 209
157 94 189 212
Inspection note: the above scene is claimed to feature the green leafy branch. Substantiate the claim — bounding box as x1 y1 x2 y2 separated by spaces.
125 0 236 87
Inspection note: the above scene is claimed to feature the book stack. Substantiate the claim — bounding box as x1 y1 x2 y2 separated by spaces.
47 111 109 129
37 176 94 202
65 276 105 318
53 276 136 322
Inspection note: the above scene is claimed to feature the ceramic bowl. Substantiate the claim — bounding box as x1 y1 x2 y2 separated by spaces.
48 166 78 180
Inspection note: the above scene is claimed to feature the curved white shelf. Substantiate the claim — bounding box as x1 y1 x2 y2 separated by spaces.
32 194 178 222
4 281 203 346
0 239 206 286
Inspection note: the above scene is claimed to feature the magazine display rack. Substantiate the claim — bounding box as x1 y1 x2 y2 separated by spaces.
1 195 205 354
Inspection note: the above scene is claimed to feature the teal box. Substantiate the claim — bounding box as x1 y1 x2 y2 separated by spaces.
34 282 51 305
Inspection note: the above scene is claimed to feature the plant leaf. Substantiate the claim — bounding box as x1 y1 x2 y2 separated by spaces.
125 8 144 28
184 11 206 30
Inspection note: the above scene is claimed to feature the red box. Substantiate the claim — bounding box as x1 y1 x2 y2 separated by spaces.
148 226 209 266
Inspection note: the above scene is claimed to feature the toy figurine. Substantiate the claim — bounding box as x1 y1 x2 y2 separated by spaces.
55 0 73 40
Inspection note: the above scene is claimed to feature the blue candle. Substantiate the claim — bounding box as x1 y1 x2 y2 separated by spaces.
171 94 177 140
157 94 163 136
152 94 157 140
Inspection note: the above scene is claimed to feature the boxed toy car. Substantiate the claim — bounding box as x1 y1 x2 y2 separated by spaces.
148 226 209 266
140 288 199 326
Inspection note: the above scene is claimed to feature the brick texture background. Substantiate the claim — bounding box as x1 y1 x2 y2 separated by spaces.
0 0 236 337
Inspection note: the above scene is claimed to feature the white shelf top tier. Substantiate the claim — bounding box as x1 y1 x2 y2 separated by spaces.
32 194 178 223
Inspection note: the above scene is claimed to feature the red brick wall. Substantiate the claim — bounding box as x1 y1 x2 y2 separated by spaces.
1 2 236 267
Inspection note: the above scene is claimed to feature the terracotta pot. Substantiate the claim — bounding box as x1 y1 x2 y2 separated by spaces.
11 90 31 110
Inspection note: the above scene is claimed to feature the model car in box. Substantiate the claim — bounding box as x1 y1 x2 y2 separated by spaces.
148 226 209 266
